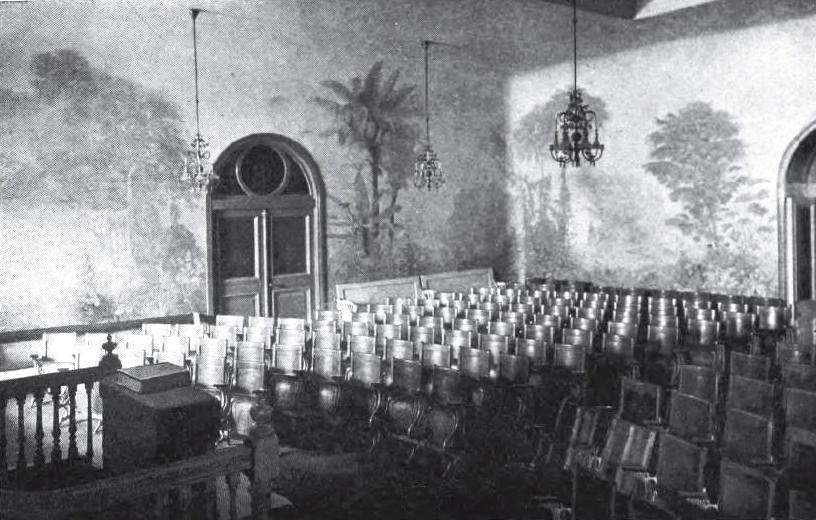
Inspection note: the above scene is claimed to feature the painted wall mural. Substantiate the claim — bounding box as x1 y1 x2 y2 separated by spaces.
0 49 206 329
2 0 816 330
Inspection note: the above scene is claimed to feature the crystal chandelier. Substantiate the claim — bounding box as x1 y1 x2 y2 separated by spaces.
181 8 219 193
550 0 604 168
414 40 443 191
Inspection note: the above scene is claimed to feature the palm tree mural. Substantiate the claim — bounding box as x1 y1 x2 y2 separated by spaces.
314 61 419 260
513 88 608 276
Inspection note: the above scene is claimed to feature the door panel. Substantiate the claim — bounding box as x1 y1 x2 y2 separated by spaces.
271 287 310 319
213 210 266 316
270 215 309 275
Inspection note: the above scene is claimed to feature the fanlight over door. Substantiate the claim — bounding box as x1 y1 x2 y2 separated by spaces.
208 134 326 319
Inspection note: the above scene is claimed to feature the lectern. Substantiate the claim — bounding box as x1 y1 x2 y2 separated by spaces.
101 363 220 475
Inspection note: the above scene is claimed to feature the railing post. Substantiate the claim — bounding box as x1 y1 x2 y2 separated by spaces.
247 390 278 520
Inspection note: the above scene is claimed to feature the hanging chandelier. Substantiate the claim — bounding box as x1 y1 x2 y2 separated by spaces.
550 0 604 168
414 40 443 191
181 8 219 193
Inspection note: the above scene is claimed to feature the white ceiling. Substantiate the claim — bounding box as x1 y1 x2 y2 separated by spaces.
540 0 727 19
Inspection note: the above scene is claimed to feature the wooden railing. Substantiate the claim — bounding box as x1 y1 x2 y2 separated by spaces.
1 399 280 520
0 365 106 486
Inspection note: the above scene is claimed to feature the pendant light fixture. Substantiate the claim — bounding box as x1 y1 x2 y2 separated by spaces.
549 0 604 168
414 40 444 191
181 8 219 192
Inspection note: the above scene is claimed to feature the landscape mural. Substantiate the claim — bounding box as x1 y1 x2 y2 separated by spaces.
1 0 816 330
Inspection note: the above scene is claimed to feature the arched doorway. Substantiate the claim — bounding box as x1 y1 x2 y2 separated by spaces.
779 123 816 303
207 133 327 318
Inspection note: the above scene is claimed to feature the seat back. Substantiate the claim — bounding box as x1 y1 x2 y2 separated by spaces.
729 352 771 381
479 333 510 366
385 338 415 361
350 352 382 386
721 408 774 465
313 330 341 351
676 364 718 403
785 387 816 433
619 377 663 425
459 347 490 380
349 334 376 355
602 333 635 361
487 320 516 338
215 314 245 329
391 357 423 393
718 459 776 520
312 348 342 379
655 432 707 493
422 344 451 369
272 345 303 374
247 316 276 329
553 343 586 373
562 327 593 349
516 337 547 366
499 353 529 384
727 375 775 418
781 362 816 391
431 366 465 404
668 391 715 442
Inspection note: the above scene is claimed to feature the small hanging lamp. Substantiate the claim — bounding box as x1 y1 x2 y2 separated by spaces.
180 8 219 193
549 0 604 168
414 40 443 191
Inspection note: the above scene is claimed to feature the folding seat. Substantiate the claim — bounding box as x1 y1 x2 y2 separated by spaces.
408 325 435 348
487 320 516 338
209 325 239 347
375 323 401 355
781 362 816 391
247 316 276 329
444 329 472 366
675 364 719 403
607 320 638 340
729 351 771 380
721 407 775 466
618 377 663 426
515 337 547 368
727 375 775 419
215 314 245 329
233 340 267 395
525 323 557 346
500 311 527 331
421 344 451 370
432 306 458 329
418 316 444 342
645 324 679 356
385 338 415 362
478 333 510 374
682 459 776 520
533 313 564 332
601 333 636 366
628 431 709 517
562 327 593 350
570 316 599 335
349 333 377 355
784 387 816 435
243 327 273 349
667 391 716 444
684 318 719 347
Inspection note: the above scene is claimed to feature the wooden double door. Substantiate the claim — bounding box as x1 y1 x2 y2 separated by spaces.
210 195 317 319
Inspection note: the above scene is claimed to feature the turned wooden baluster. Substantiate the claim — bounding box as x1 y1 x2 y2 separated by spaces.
0 392 7 484
67 384 79 460
33 389 45 470
204 478 218 520
50 386 62 464
179 483 194 520
15 392 26 478
226 472 240 520
248 390 279 520
85 381 94 463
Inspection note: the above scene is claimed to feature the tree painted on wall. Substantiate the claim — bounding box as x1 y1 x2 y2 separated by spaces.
314 61 420 280
645 101 775 294
0 49 206 326
512 88 608 277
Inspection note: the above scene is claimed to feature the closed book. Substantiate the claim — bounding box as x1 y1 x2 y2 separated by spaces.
114 362 191 394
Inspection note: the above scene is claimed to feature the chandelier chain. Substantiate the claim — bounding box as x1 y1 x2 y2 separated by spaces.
192 8 203 139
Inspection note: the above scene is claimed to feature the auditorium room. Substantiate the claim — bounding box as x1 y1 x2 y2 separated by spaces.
1 0 815 518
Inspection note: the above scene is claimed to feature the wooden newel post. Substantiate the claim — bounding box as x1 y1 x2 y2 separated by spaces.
248 390 278 520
